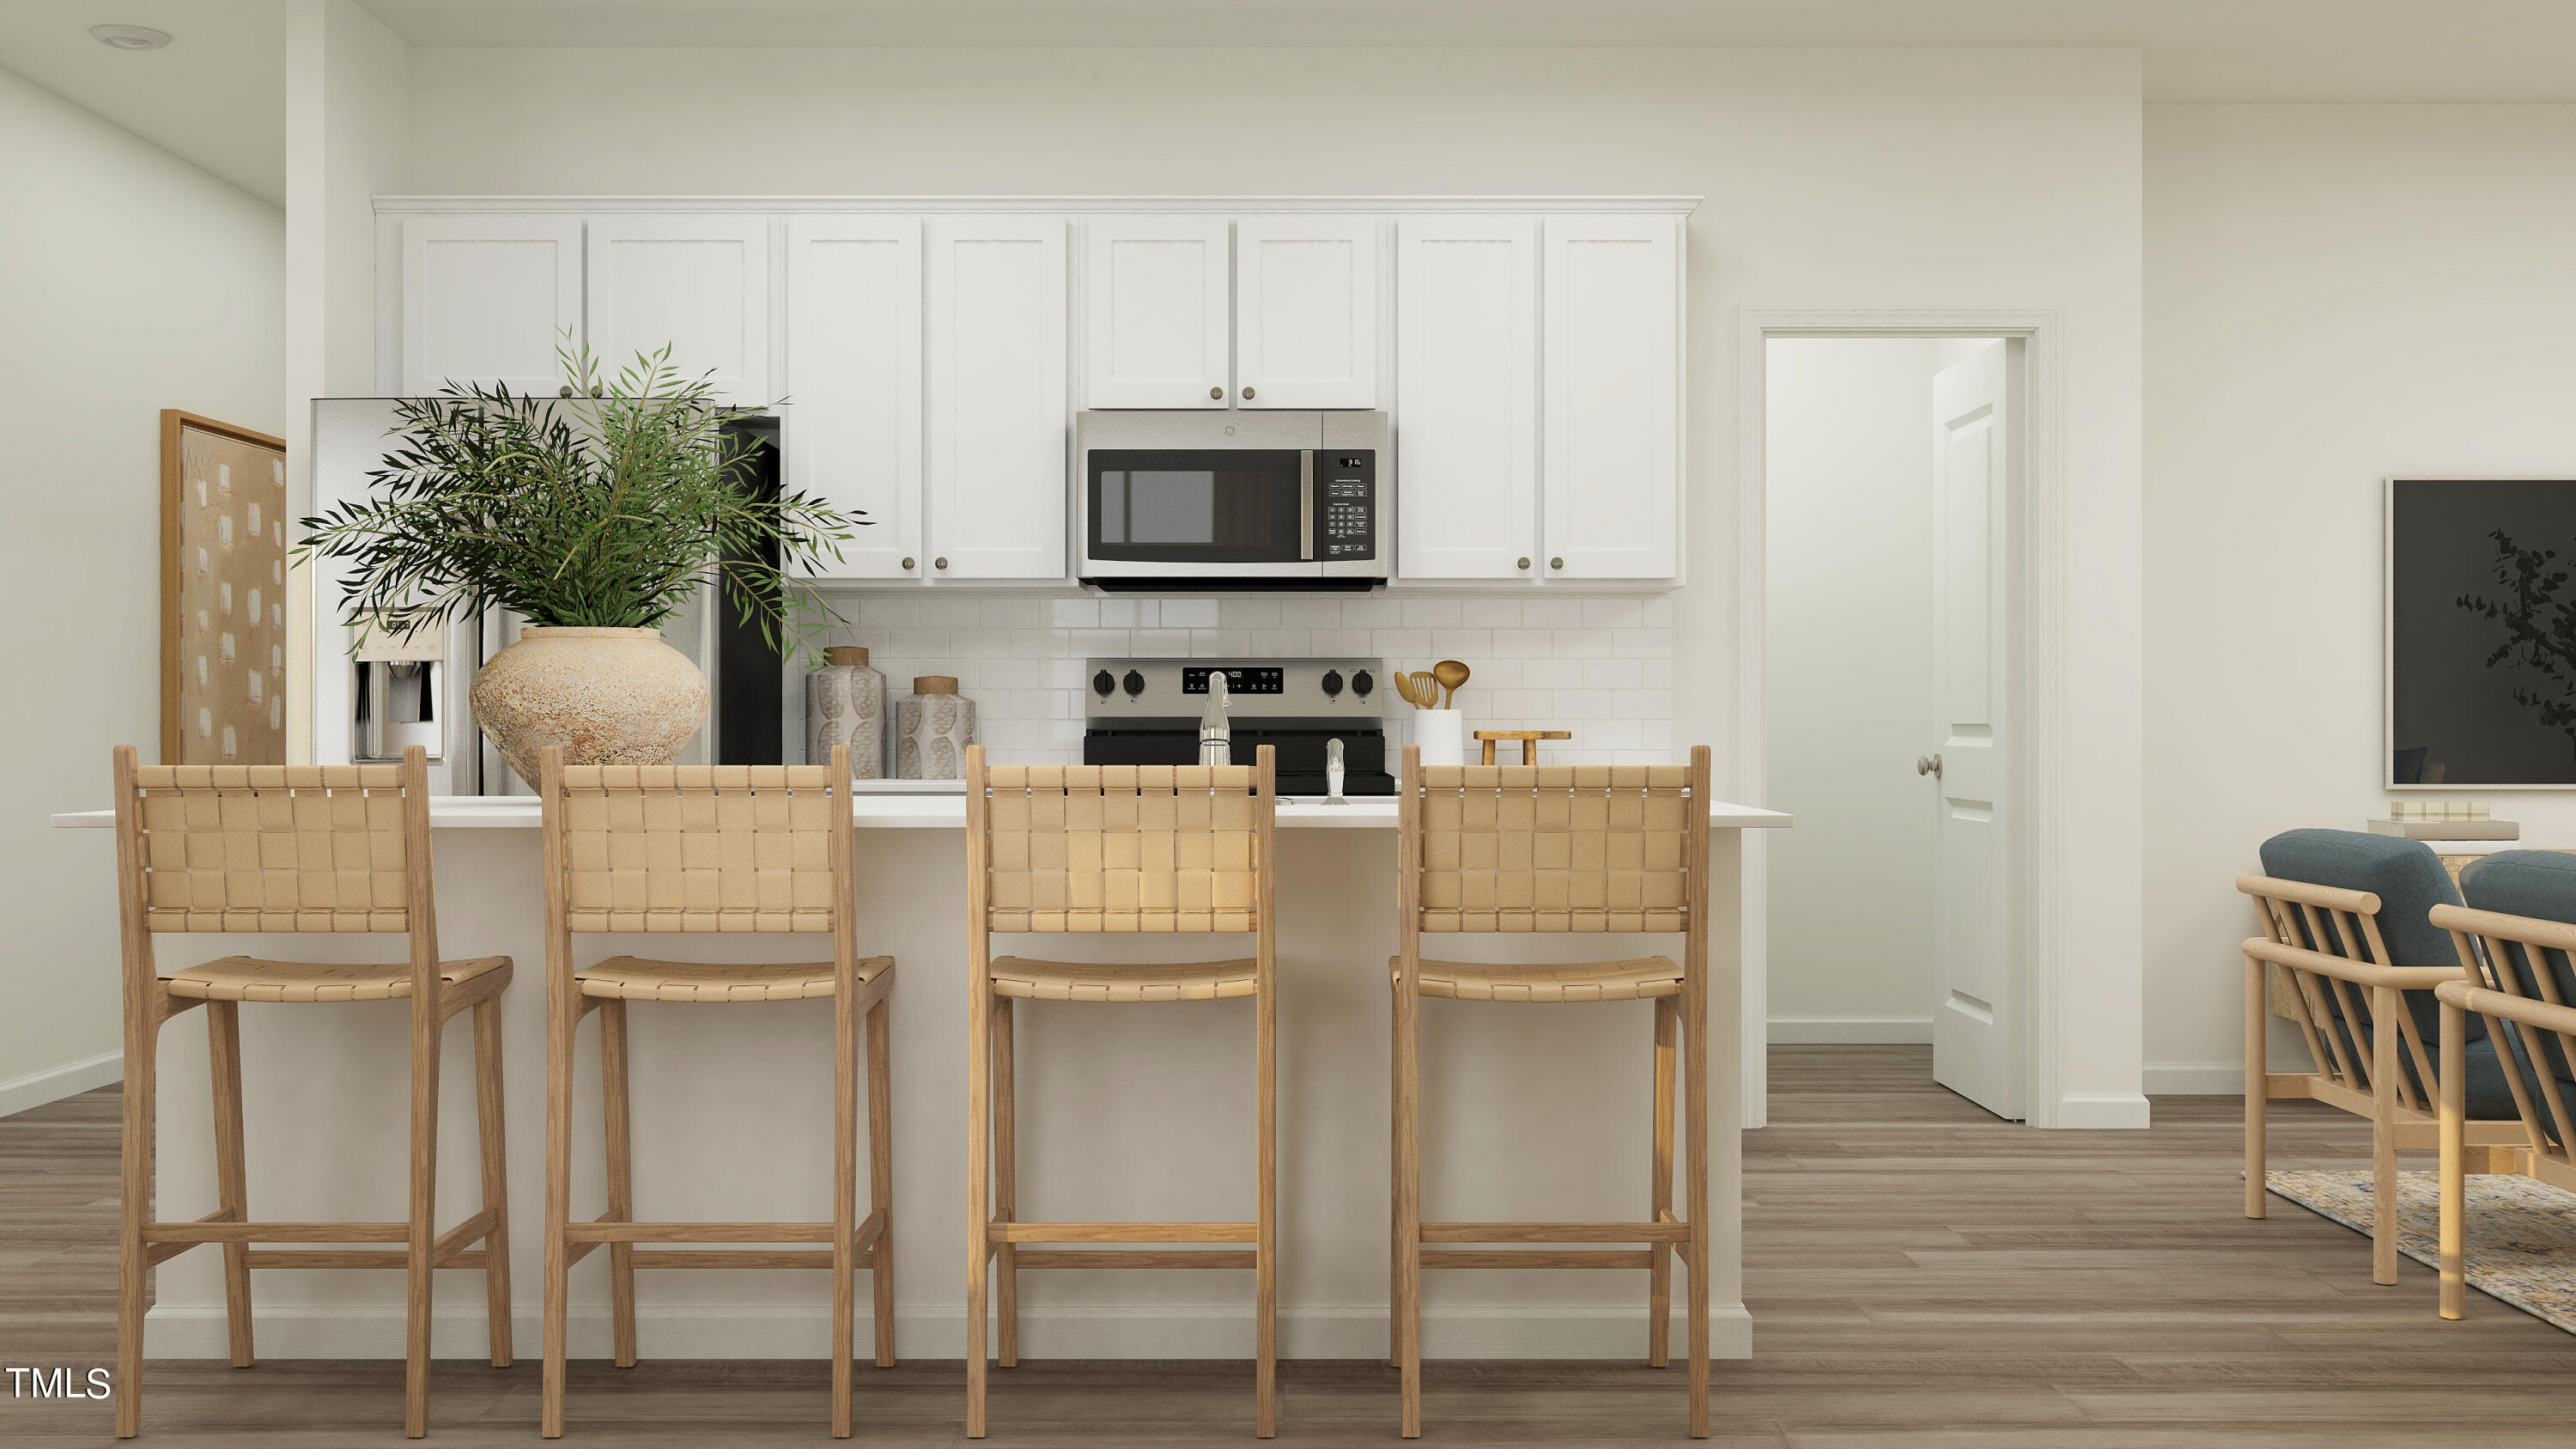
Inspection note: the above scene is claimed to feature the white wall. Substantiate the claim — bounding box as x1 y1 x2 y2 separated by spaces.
382 43 2148 1125
1763 338 1937 1041
0 66 283 1114
2146 104 2576 1091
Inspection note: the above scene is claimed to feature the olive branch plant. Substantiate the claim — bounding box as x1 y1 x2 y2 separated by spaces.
295 342 865 658
2457 527 2576 757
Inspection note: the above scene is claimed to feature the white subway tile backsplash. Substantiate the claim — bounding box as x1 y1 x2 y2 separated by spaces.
1162 599 1220 629
979 598 1047 628
1220 598 1281 629
1431 628 1492 657
951 628 1012 658
1460 598 1522 628
1131 628 1190 655
1280 598 1342 628
1615 629 1671 658
1552 629 1611 659
1048 597 1100 628
1340 598 1402 628
1491 628 1551 657
1401 598 1462 628
1583 658 1643 691
1248 629 1312 654
890 628 947 656
1069 629 1127 655
1522 658 1584 689
1189 629 1247 656
1099 598 1157 628
1373 628 1431 659
1642 657 1673 689
1552 689 1615 720
1310 628 1369 654
1583 598 1645 630
1613 690 1672 719
1522 598 1586 628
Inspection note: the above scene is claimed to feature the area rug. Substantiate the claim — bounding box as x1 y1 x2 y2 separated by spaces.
2268 1169 2576 1332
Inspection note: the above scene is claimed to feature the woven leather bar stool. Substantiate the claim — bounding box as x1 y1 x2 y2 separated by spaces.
535 746 896 1440
1389 746 1716 1439
106 746 513 1440
963 746 1279 1439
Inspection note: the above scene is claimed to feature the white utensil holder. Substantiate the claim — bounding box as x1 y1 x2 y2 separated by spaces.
1413 709 1466 767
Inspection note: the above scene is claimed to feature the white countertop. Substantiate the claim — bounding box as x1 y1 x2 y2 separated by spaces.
52 795 1793 831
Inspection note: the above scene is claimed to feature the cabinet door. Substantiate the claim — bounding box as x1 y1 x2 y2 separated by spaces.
927 217 1068 581
400 215 582 395
784 217 923 580
1236 216 1378 409
1542 215 1681 580
586 215 772 402
1395 216 1538 580
1084 216 1230 409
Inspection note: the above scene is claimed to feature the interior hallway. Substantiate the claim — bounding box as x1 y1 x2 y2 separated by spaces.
4 1045 2568 1446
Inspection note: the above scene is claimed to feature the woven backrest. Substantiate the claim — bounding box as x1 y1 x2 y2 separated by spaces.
553 764 845 933
1410 764 1693 933
126 764 413 933
975 764 1268 933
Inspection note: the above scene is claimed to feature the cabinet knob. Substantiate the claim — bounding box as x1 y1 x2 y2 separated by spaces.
1550 557 1564 570
934 557 949 571
1517 557 1531 570
1209 386 1223 400
902 557 916 571
557 385 574 399
1241 386 1255 400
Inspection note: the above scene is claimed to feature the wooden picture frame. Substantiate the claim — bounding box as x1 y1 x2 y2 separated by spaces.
161 410 289 765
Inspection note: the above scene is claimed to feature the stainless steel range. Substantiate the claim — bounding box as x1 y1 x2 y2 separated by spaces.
1082 657 1394 797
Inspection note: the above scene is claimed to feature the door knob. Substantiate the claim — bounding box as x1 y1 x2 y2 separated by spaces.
1209 386 1223 399
1916 753 1943 778
934 557 949 571
1241 386 1255 400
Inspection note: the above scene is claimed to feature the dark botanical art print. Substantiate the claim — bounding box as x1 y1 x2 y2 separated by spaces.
2391 478 2576 786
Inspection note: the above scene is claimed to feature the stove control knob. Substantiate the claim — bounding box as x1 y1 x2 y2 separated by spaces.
1351 669 1375 698
1121 669 1146 698
1092 670 1116 697
1320 669 1344 698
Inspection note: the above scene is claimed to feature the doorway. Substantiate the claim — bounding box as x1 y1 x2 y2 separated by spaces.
1752 331 2029 1123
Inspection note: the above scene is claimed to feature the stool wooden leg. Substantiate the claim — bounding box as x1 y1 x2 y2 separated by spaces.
993 998 1018 1370
114 1002 161 1440
1395 985 1422 1440
600 1000 638 1368
541 995 574 1440
1684 977 1710 1439
404 1000 442 1439
965 980 991 1440
208 1001 254 1368
1648 996 1675 1369
1388 980 1401 1369
1255 976 1278 1438
472 996 513 1368
866 993 896 1369
832 985 858 1439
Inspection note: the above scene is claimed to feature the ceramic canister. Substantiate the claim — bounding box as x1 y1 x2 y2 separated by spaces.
896 675 977 780
805 645 886 778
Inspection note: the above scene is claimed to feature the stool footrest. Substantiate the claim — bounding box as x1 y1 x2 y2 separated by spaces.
565 1221 835 1244
1014 1249 1258 1269
989 1221 1257 1244
1420 1249 1656 1269
241 1249 491 1269
628 1249 882 1270
1420 1221 1691 1244
146 1220 409 1244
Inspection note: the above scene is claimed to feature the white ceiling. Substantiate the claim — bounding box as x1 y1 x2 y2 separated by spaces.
11 0 2576 210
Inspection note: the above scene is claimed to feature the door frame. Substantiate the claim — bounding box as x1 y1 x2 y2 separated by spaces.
1735 308 2068 1128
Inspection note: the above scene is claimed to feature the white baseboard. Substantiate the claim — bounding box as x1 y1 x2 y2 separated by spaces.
0 1049 119 1119
2054 1092 2153 1129
2144 1061 2248 1095
148 1302 1753 1362
1765 1016 1931 1044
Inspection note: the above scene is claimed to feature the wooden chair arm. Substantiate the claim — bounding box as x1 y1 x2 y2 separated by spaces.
2238 874 2380 916
2244 937 2465 990
2430 903 2576 953
2439 978 2576 1037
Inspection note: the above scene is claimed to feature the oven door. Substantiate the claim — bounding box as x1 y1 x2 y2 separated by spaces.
1080 448 1320 581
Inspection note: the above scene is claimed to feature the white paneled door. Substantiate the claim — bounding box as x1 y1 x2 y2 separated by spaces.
585 215 772 402
927 216 1069 581
1236 216 1378 409
1394 216 1538 580
1541 216 1680 580
784 216 923 580
400 215 582 394
1928 339 2020 1121
1084 216 1230 409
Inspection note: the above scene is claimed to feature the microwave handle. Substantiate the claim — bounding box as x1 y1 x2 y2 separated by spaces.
1299 451 1315 562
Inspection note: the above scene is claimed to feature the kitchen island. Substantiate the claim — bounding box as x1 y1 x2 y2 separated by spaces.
52 794 1788 1365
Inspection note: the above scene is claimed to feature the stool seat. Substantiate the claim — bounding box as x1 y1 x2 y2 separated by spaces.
990 956 1259 1003
164 954 511 1003
578 956 890 1003
1394 955 1684 1003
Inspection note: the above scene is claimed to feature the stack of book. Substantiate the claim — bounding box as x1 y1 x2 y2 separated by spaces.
2368 800 2519 841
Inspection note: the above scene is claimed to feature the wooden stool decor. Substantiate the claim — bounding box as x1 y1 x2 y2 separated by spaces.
963 746 1279 1438
535 746 896 1440
1389 746 1715 1439
107 745 513 1440
1473 730 1573 765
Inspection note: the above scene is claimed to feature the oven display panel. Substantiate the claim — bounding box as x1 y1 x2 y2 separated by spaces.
1182 667 1284 696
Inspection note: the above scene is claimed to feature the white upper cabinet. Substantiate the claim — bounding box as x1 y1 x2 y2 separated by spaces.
784 216 923 580
1084 216 1230 409
585 215 772 402
1542 215 1681 580
927 216 1069 581
1395 216 1538 581
1236 216 1379 409
400 215 582 395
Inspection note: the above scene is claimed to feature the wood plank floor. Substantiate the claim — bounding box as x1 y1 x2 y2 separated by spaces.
5 1044 2573 1446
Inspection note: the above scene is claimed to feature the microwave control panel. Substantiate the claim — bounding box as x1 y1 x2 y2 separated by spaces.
1319 452 1377 561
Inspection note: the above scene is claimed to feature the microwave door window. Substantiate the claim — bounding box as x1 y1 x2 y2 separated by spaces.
1128 471 1220 544
1089 450 1303 563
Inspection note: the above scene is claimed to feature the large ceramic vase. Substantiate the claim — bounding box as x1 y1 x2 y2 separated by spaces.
470 626 708 783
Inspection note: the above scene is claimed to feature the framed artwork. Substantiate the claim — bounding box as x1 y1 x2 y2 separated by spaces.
2386 476 2576 788
162 410 289 765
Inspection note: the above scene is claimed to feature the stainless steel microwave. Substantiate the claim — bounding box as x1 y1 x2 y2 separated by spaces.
1075 410 1390 590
